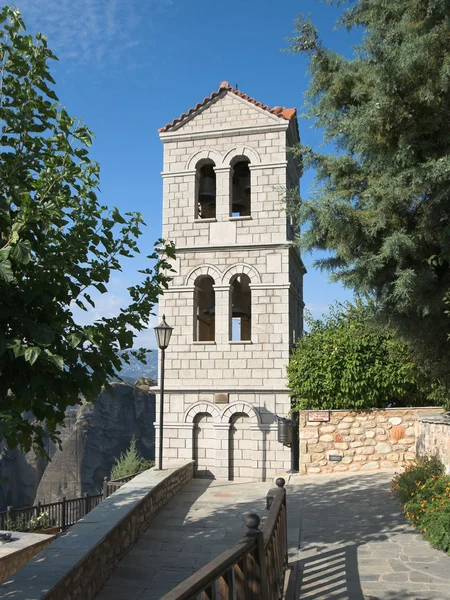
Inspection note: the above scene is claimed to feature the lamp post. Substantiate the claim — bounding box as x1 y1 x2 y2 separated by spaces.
154 314 173 470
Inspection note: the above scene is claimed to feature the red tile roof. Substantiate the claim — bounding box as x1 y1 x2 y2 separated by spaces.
158 81 297 133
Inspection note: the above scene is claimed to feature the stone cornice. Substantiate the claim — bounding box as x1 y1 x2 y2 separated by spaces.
174 242 294 254
249 162 287 171
152 387 290 394
159 122 289 143
161 169 196 178
160 422 279 431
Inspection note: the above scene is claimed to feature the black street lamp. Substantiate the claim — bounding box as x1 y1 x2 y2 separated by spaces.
154 314 173 470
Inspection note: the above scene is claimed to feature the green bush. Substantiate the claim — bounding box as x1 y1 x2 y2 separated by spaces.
392 457 450 554
391 455 444 504
288 302 443 411
110 436 154 480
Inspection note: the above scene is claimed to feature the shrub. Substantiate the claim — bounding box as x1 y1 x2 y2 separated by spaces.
288 301 442 412
110 436 154 480
391 455 444 504
28 511 50 531
392 456 450 554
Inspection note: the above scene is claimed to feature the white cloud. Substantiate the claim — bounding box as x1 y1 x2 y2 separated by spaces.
6 0 173 68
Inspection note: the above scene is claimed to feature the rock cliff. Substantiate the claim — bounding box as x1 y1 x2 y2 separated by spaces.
0 383 155 510
34 383 155 503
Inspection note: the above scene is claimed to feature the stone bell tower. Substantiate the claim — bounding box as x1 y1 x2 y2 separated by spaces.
156 81 304 480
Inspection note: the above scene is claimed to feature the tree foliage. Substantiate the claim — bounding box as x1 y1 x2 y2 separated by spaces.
0 7 174 453
287 0 450 384
287 302 443 411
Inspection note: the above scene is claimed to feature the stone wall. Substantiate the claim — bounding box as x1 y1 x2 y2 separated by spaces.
299 408 443 475
0 533 55 584
1 463 194 600
417 414 450 474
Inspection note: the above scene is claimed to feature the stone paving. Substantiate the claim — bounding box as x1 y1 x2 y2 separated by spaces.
287 471 450 600
95 471 450 600
95 478 271 600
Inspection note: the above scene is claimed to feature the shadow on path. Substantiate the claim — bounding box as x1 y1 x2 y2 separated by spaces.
285 471 450 600
95 477 272 600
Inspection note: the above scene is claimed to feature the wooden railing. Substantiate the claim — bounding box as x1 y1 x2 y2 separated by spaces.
161 478 288 600
102 472 140 498
0 471 143 531
0 493 103 530
264 478 288 600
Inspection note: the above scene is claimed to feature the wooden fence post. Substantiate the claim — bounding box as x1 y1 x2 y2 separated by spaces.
36 501 42 518
61 496 66 529
244 514 269 600
84 492 89 516
103 477 109 499
275 477 288 571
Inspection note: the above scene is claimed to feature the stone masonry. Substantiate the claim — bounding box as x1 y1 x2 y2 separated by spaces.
417 414 450 473
156 82 304 480
0 532 55 584
299 408 443 475
1 464 194 600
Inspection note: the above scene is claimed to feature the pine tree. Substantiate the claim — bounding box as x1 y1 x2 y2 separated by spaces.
288 0 450 386
110 436 154 480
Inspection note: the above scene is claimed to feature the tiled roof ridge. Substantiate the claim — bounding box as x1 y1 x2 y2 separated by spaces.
158 81 296 133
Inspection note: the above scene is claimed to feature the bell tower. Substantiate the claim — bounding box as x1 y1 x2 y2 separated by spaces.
156 81 304 480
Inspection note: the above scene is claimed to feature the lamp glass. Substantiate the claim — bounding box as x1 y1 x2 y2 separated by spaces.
154 314 173 350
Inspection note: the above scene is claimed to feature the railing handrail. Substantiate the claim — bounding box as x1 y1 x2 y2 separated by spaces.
109 471 142 484
0 493 103 517
162 535 257 600
263 487 286 550
0 469 145 530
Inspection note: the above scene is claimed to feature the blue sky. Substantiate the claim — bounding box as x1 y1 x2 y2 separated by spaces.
5 0 360 348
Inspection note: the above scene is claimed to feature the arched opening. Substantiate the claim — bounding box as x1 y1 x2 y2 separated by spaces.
196 161 216 219
230 274 251 341
193 412 214 478
194 275 215 341
228 412 250 480
231 159 251 217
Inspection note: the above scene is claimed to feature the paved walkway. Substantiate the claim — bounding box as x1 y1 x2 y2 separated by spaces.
95 471 450 600
287 471 450 600
95 478 271 600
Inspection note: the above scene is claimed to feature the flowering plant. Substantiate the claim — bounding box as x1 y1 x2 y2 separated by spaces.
392 457 450 554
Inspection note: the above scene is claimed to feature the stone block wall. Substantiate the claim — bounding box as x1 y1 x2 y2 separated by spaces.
1 463 194 600
155 86 304 479
0 534 55 584
299 408 443 476
417 414 450 474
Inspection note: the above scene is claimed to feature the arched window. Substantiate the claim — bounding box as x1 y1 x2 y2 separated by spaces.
194 275 215 341
231 159 250 217
229 274 251 341
196 161 216 219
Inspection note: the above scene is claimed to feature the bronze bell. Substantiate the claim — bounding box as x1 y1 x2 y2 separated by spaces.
232 280 250 318
231 180 250 216
202 291 216 316
199 175 216 198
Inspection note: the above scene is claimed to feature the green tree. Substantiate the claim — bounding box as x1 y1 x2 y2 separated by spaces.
287 302 443 411
287 0 450 384
110 436 154 480
0 7 174 453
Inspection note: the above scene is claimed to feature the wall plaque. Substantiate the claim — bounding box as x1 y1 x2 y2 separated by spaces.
214 393 229 404
328 455 342 462
308 411 330 422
